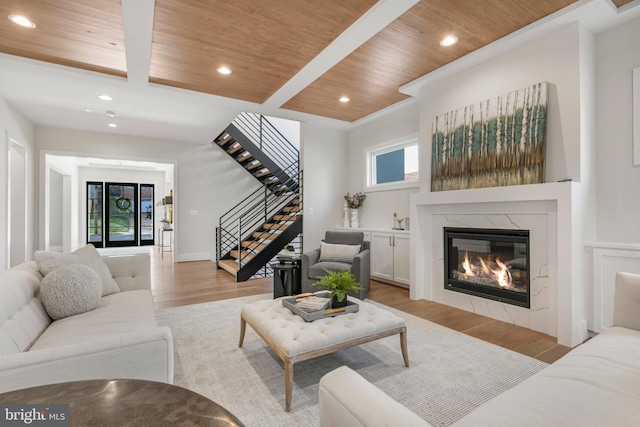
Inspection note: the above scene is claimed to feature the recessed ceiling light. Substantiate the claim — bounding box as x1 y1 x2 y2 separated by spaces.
98 94 112 101
8 15 36 28
106 110 115 117
108 123 117 128
339 96 350 103
85 108 93 113
217 66 232 75
439 35 458 47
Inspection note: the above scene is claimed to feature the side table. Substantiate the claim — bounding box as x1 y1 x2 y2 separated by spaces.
271 256 301 297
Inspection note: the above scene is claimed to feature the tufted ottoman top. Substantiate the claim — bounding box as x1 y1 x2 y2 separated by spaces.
241 297 406 357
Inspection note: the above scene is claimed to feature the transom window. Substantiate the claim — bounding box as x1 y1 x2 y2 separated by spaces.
366 135 419 191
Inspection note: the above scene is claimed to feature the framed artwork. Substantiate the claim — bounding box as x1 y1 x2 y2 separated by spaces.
431 82 548 191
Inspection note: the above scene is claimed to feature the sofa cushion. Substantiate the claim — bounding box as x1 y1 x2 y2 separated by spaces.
40 264 102 320
319 242 361 263
34 244 120 296
0 262 51 356
30 290 158 351
308 261 352 280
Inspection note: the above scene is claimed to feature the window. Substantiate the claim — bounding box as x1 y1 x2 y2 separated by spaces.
366 135 419 191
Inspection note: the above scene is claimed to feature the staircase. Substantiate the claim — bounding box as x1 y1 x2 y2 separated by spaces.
213 113 302 282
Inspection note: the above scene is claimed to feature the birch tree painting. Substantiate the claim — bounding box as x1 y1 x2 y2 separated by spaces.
431 82 548 191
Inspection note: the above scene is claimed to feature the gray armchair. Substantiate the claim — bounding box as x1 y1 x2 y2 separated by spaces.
301 231 370 299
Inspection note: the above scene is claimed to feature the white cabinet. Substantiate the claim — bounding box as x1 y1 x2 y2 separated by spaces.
371 231 410 286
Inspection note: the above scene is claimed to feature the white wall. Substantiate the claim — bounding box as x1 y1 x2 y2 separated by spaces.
595 16 640 242
35 127 259 261
301 123 348 249
0 96 35 270
346 102 421 229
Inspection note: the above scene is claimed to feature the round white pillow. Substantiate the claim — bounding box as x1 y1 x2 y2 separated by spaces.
40 264 102 319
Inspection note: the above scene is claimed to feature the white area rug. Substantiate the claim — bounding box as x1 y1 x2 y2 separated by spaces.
156 295 548 427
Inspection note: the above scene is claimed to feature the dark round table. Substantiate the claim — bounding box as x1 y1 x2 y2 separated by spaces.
0 379 245 426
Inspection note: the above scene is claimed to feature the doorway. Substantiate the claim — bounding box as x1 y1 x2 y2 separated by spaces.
87 182 155 248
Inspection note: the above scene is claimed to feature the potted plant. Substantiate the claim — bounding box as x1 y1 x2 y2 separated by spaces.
312 269 364 308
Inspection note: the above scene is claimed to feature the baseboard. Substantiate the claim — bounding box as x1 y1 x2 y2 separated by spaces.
175 252 211 262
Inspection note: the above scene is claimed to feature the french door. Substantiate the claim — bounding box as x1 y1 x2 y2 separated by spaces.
87 182 154 248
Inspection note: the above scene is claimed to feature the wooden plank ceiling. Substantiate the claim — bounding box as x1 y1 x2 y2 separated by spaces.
0 0 634 123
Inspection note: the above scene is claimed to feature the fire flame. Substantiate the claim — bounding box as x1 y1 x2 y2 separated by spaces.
461 252 513 289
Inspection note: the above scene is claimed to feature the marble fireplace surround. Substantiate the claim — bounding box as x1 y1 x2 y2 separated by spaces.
410 182 585 347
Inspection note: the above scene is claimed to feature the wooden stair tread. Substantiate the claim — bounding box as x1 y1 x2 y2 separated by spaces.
219 260 239 275
230 250 254 260
228 143 243 154
253 231 277 240
255 170 273 178
237 152 253 162
241 241 268 251
217 133 232 146
273 214 296 221
283 206 301 212
247 162 262 170
264 223 289 231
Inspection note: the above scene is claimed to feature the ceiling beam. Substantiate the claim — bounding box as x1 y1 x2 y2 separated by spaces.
263 0 420 110
121 0 155 87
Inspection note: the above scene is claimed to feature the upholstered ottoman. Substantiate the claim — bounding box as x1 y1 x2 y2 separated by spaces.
239 297 409 411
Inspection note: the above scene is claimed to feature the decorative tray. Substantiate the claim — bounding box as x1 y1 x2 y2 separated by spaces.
283 292 359 322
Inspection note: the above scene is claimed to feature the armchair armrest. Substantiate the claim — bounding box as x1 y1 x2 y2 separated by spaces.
614 272 640 331
351 248 370 297
301 249 321 293
0 327 173 393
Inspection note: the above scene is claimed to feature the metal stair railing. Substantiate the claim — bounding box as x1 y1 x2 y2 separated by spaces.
216 165 302 271
232 112 299 178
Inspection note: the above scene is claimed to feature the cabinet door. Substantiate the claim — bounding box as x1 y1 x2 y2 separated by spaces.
371 232 393 281
392 233 411 285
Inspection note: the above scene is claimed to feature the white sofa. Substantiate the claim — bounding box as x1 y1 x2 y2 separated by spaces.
319 271 640 427
0 253 173 393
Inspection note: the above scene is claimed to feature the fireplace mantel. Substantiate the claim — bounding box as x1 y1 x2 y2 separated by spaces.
409 181 586 347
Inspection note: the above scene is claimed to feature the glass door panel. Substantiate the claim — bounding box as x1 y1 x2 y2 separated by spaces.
105 183 138 247
140 184 154 246
87 182 103 247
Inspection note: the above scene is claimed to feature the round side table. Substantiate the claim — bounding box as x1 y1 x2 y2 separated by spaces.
0 379 245 427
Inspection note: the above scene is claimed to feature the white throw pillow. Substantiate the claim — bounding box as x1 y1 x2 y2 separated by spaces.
40 264 102 319
34 244 121 296
318 242 361 263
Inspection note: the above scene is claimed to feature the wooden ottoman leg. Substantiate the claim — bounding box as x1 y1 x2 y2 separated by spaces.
239 316 247 347
284 358 294 412
400 326 409 367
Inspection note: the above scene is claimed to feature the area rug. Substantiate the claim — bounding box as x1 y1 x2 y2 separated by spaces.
155 295 548 427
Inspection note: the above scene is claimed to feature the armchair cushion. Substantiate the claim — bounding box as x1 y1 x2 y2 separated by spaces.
308 261 353 280
319 242 362 263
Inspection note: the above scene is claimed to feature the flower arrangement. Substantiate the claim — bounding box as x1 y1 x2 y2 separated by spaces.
344 192 366 209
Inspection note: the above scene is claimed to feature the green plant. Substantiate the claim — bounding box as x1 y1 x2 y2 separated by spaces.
312 269 364 303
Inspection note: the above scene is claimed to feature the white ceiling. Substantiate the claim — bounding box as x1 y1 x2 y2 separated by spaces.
1 0 639 146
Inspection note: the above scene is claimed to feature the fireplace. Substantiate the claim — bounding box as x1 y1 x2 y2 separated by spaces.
444 227 530 308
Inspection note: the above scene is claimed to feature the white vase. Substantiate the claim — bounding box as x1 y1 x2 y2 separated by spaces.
343 202 351 228
350 209 359 228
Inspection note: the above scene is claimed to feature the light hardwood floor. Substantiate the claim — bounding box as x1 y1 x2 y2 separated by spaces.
151 249 571 364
